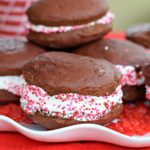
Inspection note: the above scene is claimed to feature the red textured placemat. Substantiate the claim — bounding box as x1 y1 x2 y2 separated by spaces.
107 102 150 136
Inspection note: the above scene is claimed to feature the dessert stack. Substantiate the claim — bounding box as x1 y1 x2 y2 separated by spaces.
1 0 150 130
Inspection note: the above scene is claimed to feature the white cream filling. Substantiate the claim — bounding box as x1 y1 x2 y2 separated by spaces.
27 12 114 34
20 84 123 121
116 65 145 86
0 76 25 96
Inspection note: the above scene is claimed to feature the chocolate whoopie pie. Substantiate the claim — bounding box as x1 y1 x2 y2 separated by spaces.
126 23 150 48
21 52 123 129
73 39 150 101
0 39 45 103
27 0 113 49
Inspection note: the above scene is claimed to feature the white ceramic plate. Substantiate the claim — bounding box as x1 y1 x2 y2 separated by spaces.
1 115 150 148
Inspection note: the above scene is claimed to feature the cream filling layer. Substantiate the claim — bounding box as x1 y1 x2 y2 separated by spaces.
0 76 25 96
116 65 145 86
27 12 114 34
20 84 123 121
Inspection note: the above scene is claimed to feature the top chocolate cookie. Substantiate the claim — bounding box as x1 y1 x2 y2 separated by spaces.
27 0 108 26
0 39 45 75
27 0 112 48
23 52 121 96
73 39 150 67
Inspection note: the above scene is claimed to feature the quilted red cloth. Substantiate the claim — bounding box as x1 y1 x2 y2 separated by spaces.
0 0 36 40
0 0 125 41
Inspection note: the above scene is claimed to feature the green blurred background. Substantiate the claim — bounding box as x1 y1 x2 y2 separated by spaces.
109 0 150 31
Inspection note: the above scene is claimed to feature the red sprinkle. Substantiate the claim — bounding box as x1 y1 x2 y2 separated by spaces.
107 102 150 136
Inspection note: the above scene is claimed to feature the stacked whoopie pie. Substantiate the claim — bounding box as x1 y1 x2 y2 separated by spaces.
11 0 124 129
20 52 123 129
73 39 150 101
0 39 45 104
26 0 113 48
7 0 150 130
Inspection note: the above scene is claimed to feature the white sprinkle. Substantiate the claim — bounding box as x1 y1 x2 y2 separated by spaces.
104 46 109 51
112 119 120 123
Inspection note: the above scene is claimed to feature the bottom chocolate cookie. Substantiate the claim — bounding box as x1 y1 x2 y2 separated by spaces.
29 104 122 129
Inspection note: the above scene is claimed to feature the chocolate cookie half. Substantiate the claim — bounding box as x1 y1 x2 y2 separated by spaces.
27 0 113 48
73 39 150 101
0 39 45 103
126 23 150 48
21 52 123 129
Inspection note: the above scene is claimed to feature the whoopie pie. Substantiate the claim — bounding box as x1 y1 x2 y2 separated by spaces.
27 0 113 48
73 39 150 101
20 52 123 129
